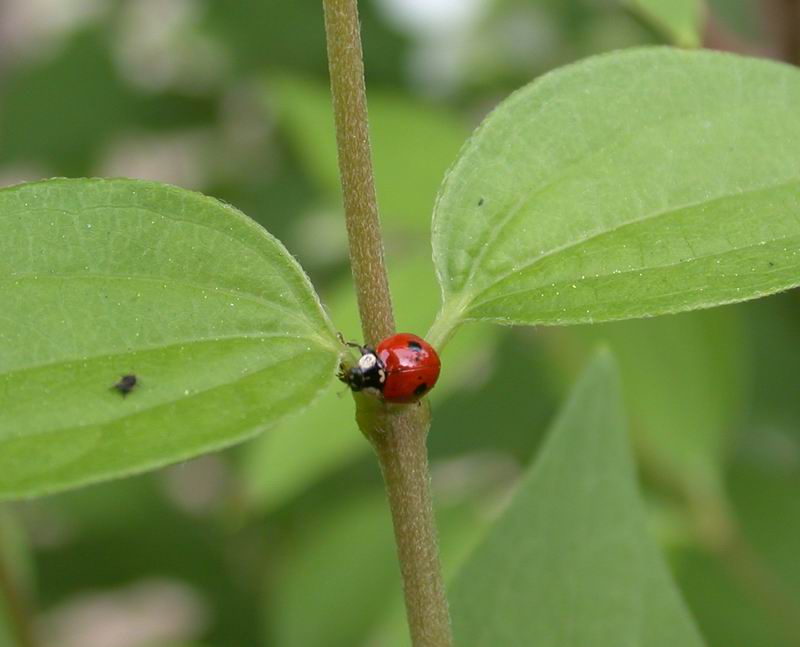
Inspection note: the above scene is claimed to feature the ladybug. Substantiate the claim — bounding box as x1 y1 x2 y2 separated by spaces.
339 333 441 403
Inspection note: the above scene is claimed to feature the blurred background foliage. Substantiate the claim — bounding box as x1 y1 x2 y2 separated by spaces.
0 0 798 646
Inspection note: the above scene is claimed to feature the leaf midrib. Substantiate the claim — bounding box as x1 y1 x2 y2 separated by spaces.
466 235 800 324
461 177 800 313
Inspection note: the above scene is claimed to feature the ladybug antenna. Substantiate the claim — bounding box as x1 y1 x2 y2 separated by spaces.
336 332 371 355
337 332 360 347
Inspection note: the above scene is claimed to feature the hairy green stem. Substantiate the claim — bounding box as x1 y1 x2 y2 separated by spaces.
322 1 453 645
366 401 453 647
322 0 393 346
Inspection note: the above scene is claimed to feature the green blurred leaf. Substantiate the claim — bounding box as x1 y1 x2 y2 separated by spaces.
449 351 705 646
0 609 12 647
268 75 468 234
33 473 263 646
0 30 135 176
741 293 800 438
706 0 762 39
429 329 558 462
34 476 268 647
673 542 796 647
547 307 745 497
204 0 406 80
627 0 704 47
270 494 399 647
431 49 800 338
672 456 800 647
0 178 339 499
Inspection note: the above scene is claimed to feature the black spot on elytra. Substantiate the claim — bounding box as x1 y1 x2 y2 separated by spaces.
478 197 484 206
407 340 423 350
414 383 428 396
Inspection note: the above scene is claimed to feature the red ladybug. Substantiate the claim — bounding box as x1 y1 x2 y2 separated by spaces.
339 333 441 403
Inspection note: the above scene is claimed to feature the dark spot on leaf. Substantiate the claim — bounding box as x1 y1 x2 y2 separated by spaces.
407 340 423 350
414 383 428 396
113 374 138 397
478 197 484 206
768 261 775 267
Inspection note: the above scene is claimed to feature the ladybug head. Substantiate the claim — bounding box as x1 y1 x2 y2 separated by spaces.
339 351 386 393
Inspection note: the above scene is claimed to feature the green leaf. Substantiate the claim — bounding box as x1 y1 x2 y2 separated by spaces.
0 29 135 176
449 351 706 646
673 544 793 647
672 461 800 647
546 307 745 498
271 494 400 647
742 293 800 437
204 0 407 81
431 49 800 339
0 178 339 499
627 0 704 48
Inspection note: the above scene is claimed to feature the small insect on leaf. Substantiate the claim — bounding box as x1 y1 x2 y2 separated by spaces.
113 374 138 397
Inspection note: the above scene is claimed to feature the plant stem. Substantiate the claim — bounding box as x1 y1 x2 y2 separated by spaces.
369 403 453 647
0 541 36 647
322 1 453 645
322 0 393 347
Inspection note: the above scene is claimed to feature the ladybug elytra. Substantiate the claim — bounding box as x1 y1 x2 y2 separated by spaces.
339 333 441 403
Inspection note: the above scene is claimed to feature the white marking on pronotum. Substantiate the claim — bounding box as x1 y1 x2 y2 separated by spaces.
358 354 377 370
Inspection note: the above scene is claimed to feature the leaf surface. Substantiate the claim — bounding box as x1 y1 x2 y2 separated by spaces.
432 49 800 334
0 178 339 499
547 307 745 497
449 352 705 647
